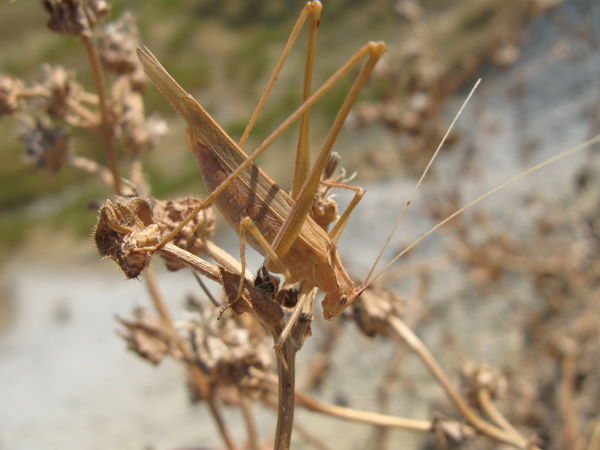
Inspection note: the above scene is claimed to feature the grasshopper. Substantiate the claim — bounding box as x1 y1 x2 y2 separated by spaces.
137 1 600 351
138 1 388 349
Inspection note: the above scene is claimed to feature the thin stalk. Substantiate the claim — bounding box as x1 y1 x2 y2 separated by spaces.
273 332 296 450
387 315 540 449
68 154 118 190
561 353 585 450
206 394 239 450
80 34 122 195
129 155 149 195
290 421 332 450
295 389 433 432
144 266 238 450
239 389 260 450
477 387 521 438
272 287 314 450
254 368 442 433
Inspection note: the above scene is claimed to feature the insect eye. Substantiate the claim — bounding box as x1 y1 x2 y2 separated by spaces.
337 296 348 308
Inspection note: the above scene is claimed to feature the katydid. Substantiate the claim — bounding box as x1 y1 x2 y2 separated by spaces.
137 2 387 351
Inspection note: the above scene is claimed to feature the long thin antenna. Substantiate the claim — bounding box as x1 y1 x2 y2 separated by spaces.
366 132 600 287
364 79 481 284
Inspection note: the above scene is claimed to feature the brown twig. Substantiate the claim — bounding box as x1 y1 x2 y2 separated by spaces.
272 288 314 450
67 154 120 191
143 266 238 450
561 353 585 450
239 389 260 450
254 368 440 433
477 387 521 438
80 34 122 195
386 315 539 449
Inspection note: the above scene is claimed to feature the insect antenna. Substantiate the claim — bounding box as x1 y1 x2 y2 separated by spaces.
364 127 600 290
362 79 482 286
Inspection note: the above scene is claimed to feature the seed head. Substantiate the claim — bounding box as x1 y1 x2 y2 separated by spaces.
152 198 216 271
98 12 143 77
41 0 110 37
118 307 181 364
94 197 162 279
0 75 25 118
22 119 71 172
37 65 88 123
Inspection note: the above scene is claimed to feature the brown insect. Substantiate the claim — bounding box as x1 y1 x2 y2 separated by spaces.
137 1 389 349
137 1 600 350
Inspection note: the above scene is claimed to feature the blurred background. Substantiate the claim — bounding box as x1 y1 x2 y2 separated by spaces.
1 1 599 449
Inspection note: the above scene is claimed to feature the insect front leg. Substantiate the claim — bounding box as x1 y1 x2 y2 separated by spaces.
221 216 294 315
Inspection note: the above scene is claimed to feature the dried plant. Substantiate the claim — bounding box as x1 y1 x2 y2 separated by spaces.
3 1 599 450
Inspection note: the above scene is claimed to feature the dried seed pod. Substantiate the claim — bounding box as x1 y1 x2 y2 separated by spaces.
152 198 216 271
352 284 404 337
111 75 167 155
461 362 508 403
0 75 25 118
254 265 279 297
186 306 273 404
94 197 162 279
98 12 143 76
311 152 343 231
42 0 110 37
36 65 89 124
118 307 181 364
22 119 71 172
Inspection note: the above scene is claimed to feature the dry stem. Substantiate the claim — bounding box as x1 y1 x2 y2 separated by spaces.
254 368 445 433
272 289 314 450
144 266 238 450
387 315 539 449
239 390 260 450
80 34 122 195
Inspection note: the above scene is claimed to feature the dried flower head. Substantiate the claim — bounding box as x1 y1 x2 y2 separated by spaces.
42 0 110 37
311 152 344 231
22 118 71 172
98 12 142 76
111 75 167 154
0 75 25 118
185 302 273 403
118 307 181 364
36 65 88 123
94 197 163 278
461 362 508 402
352 284 404 337
152 198 216 270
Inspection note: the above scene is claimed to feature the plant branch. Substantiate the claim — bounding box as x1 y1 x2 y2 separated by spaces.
144 266 237 450
239 389 260 450
67 154 122 192
254 368 449 434
387 315 539 449
80 34 122 195
272 287 314 450
477 387 521 437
